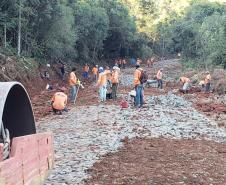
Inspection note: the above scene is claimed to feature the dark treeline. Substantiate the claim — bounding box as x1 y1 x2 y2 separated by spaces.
0 0 152 63
1 0 226 67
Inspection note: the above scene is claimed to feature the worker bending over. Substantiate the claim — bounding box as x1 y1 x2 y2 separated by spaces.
179 76 191 93
156 68 163 89
97 67 107 102
111 66 119 100
134 64 144 108
51 88 68 115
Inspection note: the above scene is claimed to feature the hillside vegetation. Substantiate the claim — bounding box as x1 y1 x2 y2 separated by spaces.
1 0 226 68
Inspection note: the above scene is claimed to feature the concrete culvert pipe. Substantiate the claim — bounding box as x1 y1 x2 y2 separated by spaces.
0 82 36 139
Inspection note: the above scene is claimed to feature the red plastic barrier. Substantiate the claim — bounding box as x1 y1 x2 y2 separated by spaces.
0 132 54 185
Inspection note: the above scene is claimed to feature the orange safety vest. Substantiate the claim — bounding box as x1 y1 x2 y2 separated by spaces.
134 69 141 86
92 67 98 75
180 77 190 84
52 92 67 110
111 71 119 84
97 73 107 86
69 72 77 86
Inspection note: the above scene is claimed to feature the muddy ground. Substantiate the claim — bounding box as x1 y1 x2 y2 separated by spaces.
35 59 226 184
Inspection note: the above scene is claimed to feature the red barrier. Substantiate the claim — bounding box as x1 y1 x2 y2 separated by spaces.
0 132 54 185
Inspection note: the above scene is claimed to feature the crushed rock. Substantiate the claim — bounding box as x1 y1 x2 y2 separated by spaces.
38 93 226 184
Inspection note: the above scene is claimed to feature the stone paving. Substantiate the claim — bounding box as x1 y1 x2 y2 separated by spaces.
37 92 226 185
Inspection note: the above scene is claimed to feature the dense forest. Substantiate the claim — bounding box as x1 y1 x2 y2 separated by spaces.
1 0 226 67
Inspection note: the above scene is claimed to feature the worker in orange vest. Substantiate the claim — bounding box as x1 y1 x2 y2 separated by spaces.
179 76 191 93
69 67 78 103
134 64 143 107
83 64 89 79
97 67 107 102
92 65 98 82
111 66 119 100
156 68 163 89
51 87 68 114
204 71 211 92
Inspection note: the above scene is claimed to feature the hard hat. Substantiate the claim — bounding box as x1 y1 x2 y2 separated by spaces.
99 67 104 73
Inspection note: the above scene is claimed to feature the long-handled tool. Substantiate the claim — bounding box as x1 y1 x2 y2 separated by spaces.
73 79 84 104
73 85 80 104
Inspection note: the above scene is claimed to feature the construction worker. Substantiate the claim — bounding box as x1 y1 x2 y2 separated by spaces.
150 57 155 67
111 66 119 100
157 68 163 89
97 67 107 102
92 65 98 82
204 71 211 92
137 58 142 65
69 67 77 103
59 62 65 80
51 87 68 115
105 66 112 93
104 66 111 81
179 76 191 93
134 64 143 108
122 59 126 69
146 59 151 68
118 59 122 68
83 64 89 79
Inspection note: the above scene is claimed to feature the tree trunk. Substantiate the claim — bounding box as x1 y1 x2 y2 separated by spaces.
4 24 6 48
17 0 22 57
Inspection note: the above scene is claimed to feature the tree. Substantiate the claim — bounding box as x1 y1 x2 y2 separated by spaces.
74 1 109 62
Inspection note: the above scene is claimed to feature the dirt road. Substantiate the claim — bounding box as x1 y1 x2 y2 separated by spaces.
37 59 226 184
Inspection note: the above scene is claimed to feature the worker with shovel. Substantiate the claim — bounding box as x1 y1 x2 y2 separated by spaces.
69 67 78 103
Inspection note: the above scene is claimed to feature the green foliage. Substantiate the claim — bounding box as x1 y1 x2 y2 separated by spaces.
2 0 226 68
154 1 226 68
74 1 109 62
1 0 153 63
44 4 76 61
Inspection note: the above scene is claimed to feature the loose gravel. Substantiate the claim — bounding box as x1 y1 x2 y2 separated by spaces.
37 92 226 185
